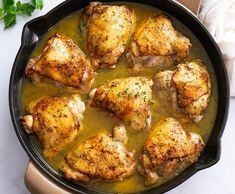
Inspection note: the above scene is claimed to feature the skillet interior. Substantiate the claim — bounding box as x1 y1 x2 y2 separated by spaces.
9 0 229 193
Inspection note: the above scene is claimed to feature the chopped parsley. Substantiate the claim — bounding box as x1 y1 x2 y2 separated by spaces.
79 20 84 32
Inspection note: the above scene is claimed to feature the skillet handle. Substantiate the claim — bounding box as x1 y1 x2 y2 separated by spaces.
177 0 202 16
25 161 71 194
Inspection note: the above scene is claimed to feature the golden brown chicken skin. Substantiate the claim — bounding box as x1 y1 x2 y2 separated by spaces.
60 125 136 183
25 33 94 93
154 59 211 122
84 2 135 68
173 60 211 122
89 77 153 131
127 14 191 71
22 95 85 159
138 117 204 186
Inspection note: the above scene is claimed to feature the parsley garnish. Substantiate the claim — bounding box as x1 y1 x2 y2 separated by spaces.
31 0 43 10
79 20 84 32
124 88 129 93
0 0 44 29
3 13 16 28
0 8 4 20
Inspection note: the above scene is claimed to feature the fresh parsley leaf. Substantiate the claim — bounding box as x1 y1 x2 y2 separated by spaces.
0 8 4 20
4 13 16 29
1 0 43 29
31 0 43 10
5 5 16 15
16 1 35 16
3 0 15 10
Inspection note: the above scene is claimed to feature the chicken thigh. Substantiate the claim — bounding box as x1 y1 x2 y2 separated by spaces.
60 125 136 183
138 117 204 186
127 14 191 71
22 94 85 159
154 59 211 122
84 2 135 68
90 77 153 131
25 33 94 93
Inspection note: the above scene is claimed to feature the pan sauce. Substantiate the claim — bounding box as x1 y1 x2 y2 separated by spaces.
21 3 218 193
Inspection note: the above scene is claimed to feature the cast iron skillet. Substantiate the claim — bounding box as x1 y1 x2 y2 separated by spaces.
9 0 230 193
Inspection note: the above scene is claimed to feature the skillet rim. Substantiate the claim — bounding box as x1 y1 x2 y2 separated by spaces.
9 0 230 193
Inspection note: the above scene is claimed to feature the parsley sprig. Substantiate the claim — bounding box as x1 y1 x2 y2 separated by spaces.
0 0 44 29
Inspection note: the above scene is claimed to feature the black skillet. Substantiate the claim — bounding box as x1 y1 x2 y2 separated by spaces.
9 0 230 193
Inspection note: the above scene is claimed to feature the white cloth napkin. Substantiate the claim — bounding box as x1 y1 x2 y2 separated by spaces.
198 0 235 96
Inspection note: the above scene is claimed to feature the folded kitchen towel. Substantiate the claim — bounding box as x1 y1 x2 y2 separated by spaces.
198 0 235 96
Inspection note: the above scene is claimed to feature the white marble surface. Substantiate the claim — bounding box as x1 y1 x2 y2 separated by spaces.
0 1 234 194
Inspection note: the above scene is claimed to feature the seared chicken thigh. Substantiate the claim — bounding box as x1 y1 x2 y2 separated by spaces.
22 95 85 159
154 59 211 122
84 2 135 68
90 77 153 131
138 117 204 186
60 125 136 182
127 14 191 70
25 33 94 93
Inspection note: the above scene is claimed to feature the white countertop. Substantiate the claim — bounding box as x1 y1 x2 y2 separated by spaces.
0 1 234 194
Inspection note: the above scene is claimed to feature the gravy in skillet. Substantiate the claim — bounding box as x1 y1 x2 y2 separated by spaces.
21 3 218 193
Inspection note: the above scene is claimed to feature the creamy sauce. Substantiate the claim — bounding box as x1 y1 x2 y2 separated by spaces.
21 3 218 193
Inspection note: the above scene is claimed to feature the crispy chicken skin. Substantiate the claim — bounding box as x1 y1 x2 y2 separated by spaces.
90 77 153 131
127 14 191 70
22 95 85 159
138 117 204 186
60 125 136 183
25 33 94 93
84 2 135 68
154 59 211 122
